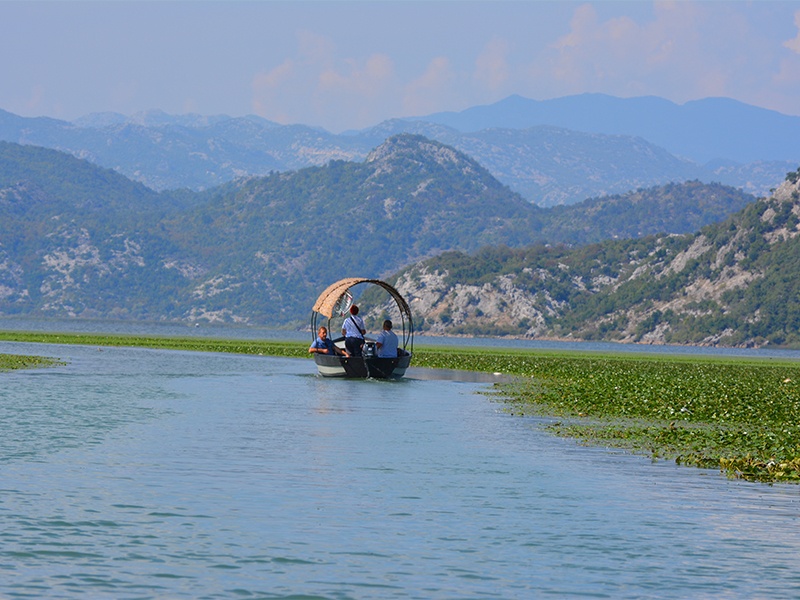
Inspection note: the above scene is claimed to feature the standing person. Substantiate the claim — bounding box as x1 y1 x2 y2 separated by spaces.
309 326 349 357
375 319 399 358
342 305 366 357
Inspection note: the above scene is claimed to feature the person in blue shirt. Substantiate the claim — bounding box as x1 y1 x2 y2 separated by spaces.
375 319 399 358
341 304 366 357
309 326 349 357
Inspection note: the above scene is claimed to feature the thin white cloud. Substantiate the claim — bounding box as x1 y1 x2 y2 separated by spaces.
24 84 46 114
296 30 336 67
540 2 764 103
252 60 296 123
784 10 800 54
474 37 510 93
251 31 399 129
315 54 398 128
253 60 295 91
318 54 395 96
403 57 457 117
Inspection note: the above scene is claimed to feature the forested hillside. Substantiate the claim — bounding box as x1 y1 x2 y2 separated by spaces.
389 167 800 347
158 134 539 322
539 180 754 245
0 141 167 212
0 137 770 339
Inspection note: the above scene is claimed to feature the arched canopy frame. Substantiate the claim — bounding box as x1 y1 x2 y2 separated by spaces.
311 278 414 351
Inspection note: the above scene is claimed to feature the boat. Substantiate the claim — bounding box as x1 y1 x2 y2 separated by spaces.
310 277 414 379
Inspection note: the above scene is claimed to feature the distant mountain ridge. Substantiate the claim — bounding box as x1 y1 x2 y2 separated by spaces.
1 92 796 205
418 93 800 164
0 137 759 331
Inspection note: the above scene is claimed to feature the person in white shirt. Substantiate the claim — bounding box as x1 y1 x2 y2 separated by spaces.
375 319 399 358
342 304 366 357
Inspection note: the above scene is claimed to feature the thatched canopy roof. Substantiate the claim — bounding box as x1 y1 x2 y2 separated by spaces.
312 277 411 320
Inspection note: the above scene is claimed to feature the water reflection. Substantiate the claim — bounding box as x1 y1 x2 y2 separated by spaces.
407 366 511 383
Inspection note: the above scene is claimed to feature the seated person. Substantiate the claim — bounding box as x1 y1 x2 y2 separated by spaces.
375 319 399 358
309 326 349 357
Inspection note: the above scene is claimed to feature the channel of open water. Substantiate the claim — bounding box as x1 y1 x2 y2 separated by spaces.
2 322 800 598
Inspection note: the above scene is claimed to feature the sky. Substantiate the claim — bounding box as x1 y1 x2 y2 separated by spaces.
2 1 800 132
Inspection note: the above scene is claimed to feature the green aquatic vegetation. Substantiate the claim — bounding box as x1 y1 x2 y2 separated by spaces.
0 353 64 371
483 353 800 483
409 346 800 482
0 331 310 359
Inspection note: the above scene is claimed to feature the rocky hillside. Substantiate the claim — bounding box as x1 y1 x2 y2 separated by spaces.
359 121 709 205
0 137 767 332
0 136 538 324
388 168 800 347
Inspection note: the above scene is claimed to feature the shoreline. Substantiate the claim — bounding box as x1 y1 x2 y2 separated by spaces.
2 329 799 483
411 329 799 351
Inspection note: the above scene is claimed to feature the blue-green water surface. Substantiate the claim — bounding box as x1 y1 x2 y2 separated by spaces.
1 341 799 599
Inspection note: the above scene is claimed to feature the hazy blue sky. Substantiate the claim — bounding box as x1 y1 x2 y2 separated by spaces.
3 1 800 132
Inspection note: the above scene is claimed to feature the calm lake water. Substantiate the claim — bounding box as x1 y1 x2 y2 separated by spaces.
2 331 800 598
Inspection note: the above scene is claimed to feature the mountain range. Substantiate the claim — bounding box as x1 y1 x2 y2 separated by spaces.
2 93 797 206
417 94 800 164
1 135 783 347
